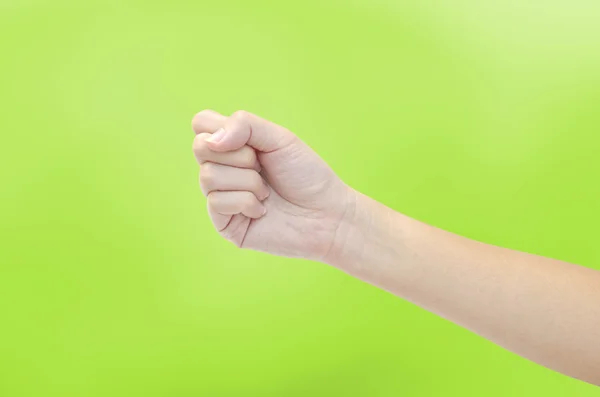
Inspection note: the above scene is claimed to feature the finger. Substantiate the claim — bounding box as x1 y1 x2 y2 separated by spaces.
191 109 227 134
193 133 260 171
208 209 232 232
205 110 297 153
207 191 266 219
199 163 270 200
211 213 250 247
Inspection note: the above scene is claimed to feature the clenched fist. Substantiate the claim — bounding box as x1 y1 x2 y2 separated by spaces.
192 110 354 261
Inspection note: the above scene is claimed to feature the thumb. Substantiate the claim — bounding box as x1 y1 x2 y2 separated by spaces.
206 110 296 153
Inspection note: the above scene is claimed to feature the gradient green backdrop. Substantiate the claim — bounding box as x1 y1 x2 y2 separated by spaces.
2 0 600 396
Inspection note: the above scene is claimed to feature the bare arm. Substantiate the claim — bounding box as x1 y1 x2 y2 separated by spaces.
326 190 600 386
192 109 600 386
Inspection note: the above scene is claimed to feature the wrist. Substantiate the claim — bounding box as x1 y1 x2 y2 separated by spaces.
323 187 367 269
323 189 410 279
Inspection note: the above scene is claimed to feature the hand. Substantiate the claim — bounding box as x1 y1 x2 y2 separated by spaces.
192 110 354 261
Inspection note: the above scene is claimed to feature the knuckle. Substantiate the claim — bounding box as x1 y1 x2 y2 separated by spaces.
191 109 210 127
199 163 216 186
206 191 219 207
192 134 211 157
231 109 250 121
194 109 215 120
206 191 215 204
192 109 221 131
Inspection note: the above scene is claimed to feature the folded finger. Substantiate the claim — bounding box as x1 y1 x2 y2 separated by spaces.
199 163 270 200
193 133 260 171
207 191 266 219
191 109 227 134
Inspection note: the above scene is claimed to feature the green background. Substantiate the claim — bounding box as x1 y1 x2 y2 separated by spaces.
2 0 600 395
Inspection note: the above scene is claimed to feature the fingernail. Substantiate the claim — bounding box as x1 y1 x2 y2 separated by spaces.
207 128 226 143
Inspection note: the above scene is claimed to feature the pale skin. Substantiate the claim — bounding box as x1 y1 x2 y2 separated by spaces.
191 109 600 387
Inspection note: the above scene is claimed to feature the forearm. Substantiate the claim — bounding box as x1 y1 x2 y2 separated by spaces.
326 190 600 386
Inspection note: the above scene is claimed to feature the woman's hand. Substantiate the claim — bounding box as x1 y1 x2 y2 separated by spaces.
192 109 354 261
